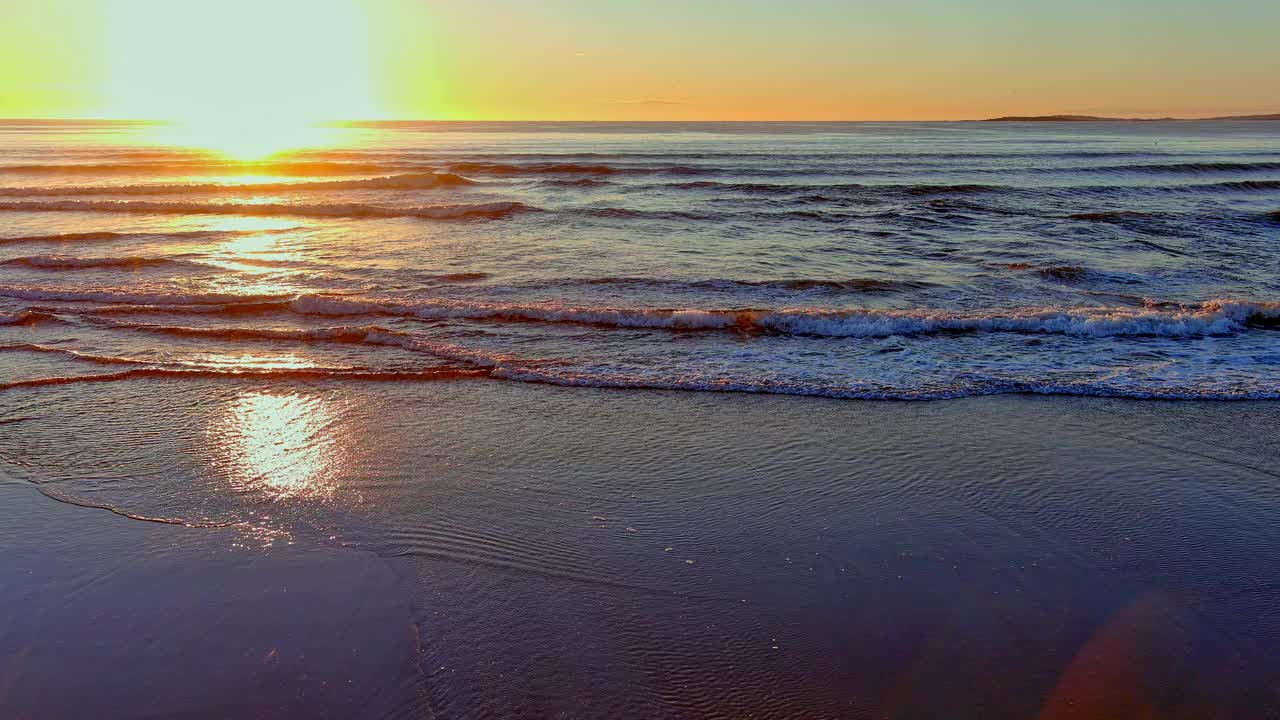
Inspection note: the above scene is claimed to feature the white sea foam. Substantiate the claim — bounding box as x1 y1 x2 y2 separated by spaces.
281 294 1278 338
67 317 1280 400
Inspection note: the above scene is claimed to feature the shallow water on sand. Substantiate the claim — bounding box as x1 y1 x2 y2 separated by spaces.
3 380 1279 718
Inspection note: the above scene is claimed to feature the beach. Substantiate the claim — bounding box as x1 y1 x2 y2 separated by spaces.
3 0 1280 712
2 119 1279 717
3 379 1278 718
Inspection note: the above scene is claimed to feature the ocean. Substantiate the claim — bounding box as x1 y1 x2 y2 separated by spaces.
1 120 1279 399
2 121 1279 719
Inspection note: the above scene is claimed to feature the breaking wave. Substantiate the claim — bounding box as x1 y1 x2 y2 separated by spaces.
76 321 529 373
287 296 1280 337
68 293 1274 338
482 368 1280 401
0 310 59 326
27 319 1280 401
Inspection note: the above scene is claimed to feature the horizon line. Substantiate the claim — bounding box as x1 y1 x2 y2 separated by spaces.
2 113 1278 124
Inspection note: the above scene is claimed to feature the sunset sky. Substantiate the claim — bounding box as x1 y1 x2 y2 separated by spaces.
3 0 1278 121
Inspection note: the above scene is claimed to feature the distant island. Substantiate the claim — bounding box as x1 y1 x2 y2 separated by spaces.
983 113 1280 121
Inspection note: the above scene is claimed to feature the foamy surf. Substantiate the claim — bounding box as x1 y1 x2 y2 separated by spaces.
5 319 1277 401
11 287 1277 337
281 295 1280 338
3 120 1280 403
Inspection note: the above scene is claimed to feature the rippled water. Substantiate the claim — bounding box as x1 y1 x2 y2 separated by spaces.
3 120 1280 717
2 120 1279 399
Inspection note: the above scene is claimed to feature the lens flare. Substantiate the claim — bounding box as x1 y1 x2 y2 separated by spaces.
105 0 381 158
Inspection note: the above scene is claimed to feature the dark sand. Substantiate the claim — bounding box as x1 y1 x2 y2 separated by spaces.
2 380 1279 718
0 484 423 718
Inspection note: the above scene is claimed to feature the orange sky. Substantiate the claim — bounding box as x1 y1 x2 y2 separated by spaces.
3 0 1279 121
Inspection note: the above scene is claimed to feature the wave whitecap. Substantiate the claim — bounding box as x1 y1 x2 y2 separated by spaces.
24 288 1277 338
47 320 1280 401
285 295 1280 338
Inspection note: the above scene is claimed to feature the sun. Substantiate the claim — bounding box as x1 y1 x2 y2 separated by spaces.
104 0 381 159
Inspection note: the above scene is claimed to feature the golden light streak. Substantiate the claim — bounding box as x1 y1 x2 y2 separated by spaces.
212 391 347 501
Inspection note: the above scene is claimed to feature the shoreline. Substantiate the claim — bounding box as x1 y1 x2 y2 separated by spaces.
3 382 1279 718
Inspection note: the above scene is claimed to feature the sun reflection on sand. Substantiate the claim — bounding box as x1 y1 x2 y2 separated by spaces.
212 391 347 502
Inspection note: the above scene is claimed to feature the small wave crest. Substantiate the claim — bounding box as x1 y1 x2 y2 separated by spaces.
561 276 932 293
0 228 295 246
576 207 725 221
282 295 1280 338
89 321 525 371
1089 161 1280 174
1070 210 1171 223
0 199 534 220
0 286 292 306
446 162 711 177
1210 180 1280 192
1005 264 1091 281
1 255 195 270
0 342 145 365
427 272 491 283
0 172 476 198
0 366 489 393
485 368 1280 401
0 160 418 176
0 310 59 326
667 181 996 196
34 291 1279 338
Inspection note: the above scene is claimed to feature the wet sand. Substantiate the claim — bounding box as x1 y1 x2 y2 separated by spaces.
2 382 1279 718
0 484 423 719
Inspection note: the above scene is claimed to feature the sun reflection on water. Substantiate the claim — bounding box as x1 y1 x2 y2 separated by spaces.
212 391 347 502
142 121 351 162
189 353 319 370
